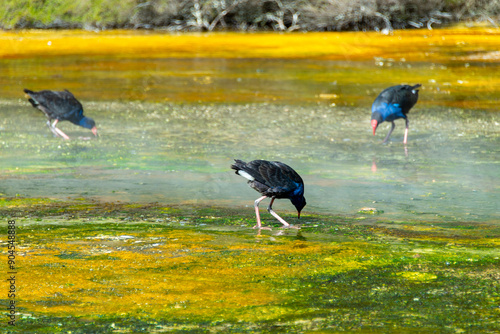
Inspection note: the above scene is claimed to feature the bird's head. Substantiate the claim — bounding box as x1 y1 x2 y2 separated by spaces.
290 195 306 219
80 117 98 136
371 112 382 135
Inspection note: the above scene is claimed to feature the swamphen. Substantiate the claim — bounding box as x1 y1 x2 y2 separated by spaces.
231 159 306 230
24 89 97 139
371 84 421 144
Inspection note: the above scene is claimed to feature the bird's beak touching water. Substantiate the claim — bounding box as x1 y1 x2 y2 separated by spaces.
92 127 98 137
371 119 378 135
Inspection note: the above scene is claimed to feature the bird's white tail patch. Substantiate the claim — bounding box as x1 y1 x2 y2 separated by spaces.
237 170 255 181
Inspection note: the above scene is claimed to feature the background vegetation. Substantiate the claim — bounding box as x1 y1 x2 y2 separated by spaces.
1 0 499 32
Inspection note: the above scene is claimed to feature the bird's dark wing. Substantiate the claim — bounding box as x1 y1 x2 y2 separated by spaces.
258 161 304 197
232 159 304 198
383 85 420 115
24 89 83 121
249 160 298 192
372 84 421 122
231 159 270 187
264 161 303 186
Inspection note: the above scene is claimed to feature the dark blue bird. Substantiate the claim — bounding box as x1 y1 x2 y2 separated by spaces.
371 84 421 144
231 159 306 230
24 89 97 140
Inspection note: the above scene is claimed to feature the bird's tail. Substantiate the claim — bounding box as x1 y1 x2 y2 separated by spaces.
23 89 38 107
231 159 257 181
230 159 247 173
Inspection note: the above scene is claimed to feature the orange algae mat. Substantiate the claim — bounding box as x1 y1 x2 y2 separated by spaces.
2 28 500 62
2 28 500 109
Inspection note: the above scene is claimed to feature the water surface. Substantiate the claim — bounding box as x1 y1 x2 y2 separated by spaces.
0 29 499 224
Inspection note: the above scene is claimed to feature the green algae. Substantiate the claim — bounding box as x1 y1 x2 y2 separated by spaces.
1 198 499 333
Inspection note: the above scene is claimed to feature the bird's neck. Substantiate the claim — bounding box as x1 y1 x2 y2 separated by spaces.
371 111 383 123
292 183 304 196
78 116 93 129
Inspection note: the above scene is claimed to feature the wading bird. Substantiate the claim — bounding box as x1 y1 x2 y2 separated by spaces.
231 159 306 230
371 84 421 144
24 89 97 139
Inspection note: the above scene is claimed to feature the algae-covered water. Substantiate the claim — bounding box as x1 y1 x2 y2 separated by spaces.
1 100 498 223
0 29 499 332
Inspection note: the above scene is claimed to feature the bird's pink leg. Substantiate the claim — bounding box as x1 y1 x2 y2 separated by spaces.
46 121 60 137
254 196 271 230
403 118 409 145
51 120 70 140
267 197 299 229
382 122 395 143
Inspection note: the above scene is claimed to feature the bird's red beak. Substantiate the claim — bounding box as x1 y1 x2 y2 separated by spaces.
92 127 98 137
297 211 301 219
371 119 378 135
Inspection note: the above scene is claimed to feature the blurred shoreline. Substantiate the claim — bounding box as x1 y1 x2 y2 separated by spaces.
1 0 498 32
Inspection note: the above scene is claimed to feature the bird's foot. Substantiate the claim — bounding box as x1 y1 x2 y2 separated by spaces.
281 225 301 230
253 225 272 231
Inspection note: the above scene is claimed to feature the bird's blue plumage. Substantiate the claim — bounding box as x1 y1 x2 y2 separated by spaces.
372 102 406 122
78 116 96 130
292 182 304 197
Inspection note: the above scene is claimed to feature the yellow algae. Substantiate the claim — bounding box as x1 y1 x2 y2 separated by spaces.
396 272 438 283
2 28 500 62
1 197 499 332
0 197 59 208
13 224 375 321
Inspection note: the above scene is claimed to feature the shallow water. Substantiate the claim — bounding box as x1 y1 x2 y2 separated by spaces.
1 100 498 223
0 29 499 224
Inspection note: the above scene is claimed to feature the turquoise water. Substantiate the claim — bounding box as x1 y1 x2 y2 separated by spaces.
1 96 498 223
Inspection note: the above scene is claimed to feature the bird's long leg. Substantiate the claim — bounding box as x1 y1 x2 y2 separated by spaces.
382 122 395 143
254 196 272 230
46 120 60 137
267 197 292 228
403 118 409 145
51 120 70 140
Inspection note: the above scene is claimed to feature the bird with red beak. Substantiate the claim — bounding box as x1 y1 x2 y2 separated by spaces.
371 84 421 144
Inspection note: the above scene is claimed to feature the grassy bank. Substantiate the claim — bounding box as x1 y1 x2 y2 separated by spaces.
1 0 499 32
